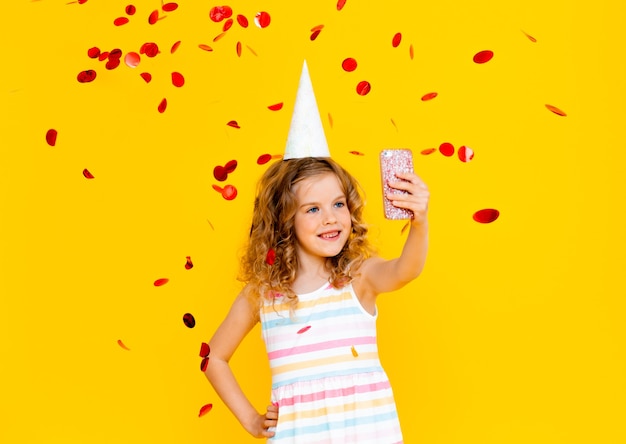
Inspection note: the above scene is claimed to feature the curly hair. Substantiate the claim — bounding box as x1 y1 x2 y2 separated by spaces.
238 157 375 311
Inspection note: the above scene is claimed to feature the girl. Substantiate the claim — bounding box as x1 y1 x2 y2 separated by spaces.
203 156 429 443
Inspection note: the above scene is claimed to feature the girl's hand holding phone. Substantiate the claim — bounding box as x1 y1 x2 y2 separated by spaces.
386 172 429 226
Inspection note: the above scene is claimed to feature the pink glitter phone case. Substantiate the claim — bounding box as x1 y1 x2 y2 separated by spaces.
380 149 414 220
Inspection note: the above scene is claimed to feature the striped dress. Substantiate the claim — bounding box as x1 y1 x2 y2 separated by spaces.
260 282 403 443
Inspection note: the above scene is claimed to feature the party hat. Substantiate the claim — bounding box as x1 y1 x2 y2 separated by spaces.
283 60 330 159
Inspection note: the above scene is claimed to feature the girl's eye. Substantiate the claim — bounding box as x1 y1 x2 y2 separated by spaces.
306 207 319 213
334 201 346 208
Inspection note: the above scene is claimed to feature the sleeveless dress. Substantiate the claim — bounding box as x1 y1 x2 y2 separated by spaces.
260 282 403 443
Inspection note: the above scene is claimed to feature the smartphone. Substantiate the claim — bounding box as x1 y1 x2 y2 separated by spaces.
380 149 414 220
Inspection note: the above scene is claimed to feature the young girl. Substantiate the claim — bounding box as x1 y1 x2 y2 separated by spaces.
203 156 429 443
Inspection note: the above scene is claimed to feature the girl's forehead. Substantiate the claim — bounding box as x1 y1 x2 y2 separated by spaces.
293 172 343 196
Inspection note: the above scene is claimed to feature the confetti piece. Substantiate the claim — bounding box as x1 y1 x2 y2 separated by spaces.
198 44 213 52
522 30 537 42
213 32 227 42
439 142 454 157
409 44 414 60
82 168 95 179
337 0 347 10
421 92 438 101
223 18 233 32
237 14 248 27
351 345 358 357
246 45 258 56
124 52 140 68
183 313 196 328
212 184 224 193
87 47 100 58
210 6 232 22
271 154 283 160
125 5 136 15
185 256 194 270
254 11 271 28
207 219 215 230
310 29 322 41
268 102 283 111
141 42 159 57
213 165 227 181
198 404 213 417
226 120 240 128
356 81 371 96
171 71 185 87
114 17 129 26
297 325 311 334
266 249 276 265
328 113 333 128
390 118 398 131
199 342 210 357
473 50 494 64
221 185 237 200
117 339 131 351
224 159 237 174
105 58 121 70
342 57 357 72
171 40 181 53
401 221 410 234
158 98 167 113
154 278 169 286
162 2 178 12
257 154 272 164
421 148 436 155
236 41 242 57
46 129 58 146
77 69 97 83
458 145 474 162
148 9 159 25
109 48 122 60
545 104 567 116
140 72 152 83
98 52 109 61
392 32 402 48
473 208 500 223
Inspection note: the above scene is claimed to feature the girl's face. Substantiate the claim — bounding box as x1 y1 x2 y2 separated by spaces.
292 172 352 263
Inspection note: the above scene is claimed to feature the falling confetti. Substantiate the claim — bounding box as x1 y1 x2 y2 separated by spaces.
342 57 357 72
140 72 152 83
390 118 398 131
237 14 249 27
213 32 227 42
266 249 276 265
183 313 196 328
522 30 537 42
310 25 324 41
198 404 213 417
77 70 97 83
210 6 233 22
148 9 159 25
236 41 242 57
401 221 410 234
349 151 365 156
356 81 371 96
158 98 167 113
171 72 185 87
171 40 181 53
117 339 131 351
351 346 358 357
328 113 333 128
545 104 567 116
125 5 136 15
297 325 311 334
224 160 237 174
213 165 227 181
140 42 159 57
114 17 129 26
162 2 178 12
439 142 454 157
421 148 436 155
185 256 194 270
337 0 347 10
200 342 210 371
392 32 402 48
46 129 58 146
124 52 140 68
473 50 494 64
223 18 233 32
226 120 240 128
458 146 474 162
87 47 100 58
82 168 95 179
254 11 271 28
154 278 169 286
257 154 272 165
198 44 213 52
421 92 438 101
409 44 414 60
268 102 283 111
246 45 258 56
473 208 500 223
221 184 237 200
105 58 121 70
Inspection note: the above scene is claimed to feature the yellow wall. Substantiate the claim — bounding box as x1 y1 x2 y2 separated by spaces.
2 0 625 442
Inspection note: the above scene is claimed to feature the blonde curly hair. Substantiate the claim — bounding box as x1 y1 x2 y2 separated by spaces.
238 157 375 309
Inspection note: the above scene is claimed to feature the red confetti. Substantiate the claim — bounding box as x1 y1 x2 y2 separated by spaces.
171 40 181 53
210 6 232 22
226 120 240 129
224 160 237 174
198 404 213 417
213 165 227 181
266 249 276 265
114 17 129 26
349 151 365 156
337 0 347 10
183 313 196 328
421 148 436 155
105 58 121 70
140 72 152 83
148 9 159 25
198 44 213 52
473 50 494 64
221 184 237 200
297 325 311 334
162 2 178 12
356 81 371 96
223 18 233 32
254 11 271 28
401 221 410 234
392 32 402 48
124 52 140 68
158 98 168 113
246 45 258 56
328 113 333 128
82 168 95 179
268 102 283 111
473 208 500 224
439 142 454 157
421 92 438 101
212 184 224 193
522 30 537 42
342 57 357 72
545 104 567 116
310 29 322 41
185 256 194 270
409 44 414 60
199 342 210 357
141 42 159 57
77 69 97 83
458 145 474 162
87 47 100 59
117 339 131 351
46 129 58 147
236 41 242 57
98 51 109 61
257 153 272 165
171 72 185 87
213 32 227 42
109 48 122 60
271 154 283 160
237 14 248 27
154 278 169 286
125 5 136 15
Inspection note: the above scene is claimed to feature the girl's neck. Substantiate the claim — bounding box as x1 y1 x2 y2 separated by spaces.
292 262 331 295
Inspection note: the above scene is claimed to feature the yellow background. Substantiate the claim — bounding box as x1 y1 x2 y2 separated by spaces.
1 0 625 442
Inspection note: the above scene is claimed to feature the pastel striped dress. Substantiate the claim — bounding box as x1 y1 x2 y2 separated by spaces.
260 282 403 443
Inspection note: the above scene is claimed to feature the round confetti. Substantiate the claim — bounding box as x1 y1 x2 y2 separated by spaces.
105 58 121 70
409 44 414 60
266 249 276 265
337 0 347 10
141 42 159 57
162 2 178 12
140 72 152 83
473 208 499 223
82 169 95 179
356 81 371 96
185 256 194 270
545 104 567 116
342 57 357 72
421 92 438 101
110 48 123 59
148 9 159 25
223 18 233 32
183 313 196 328
171 72 185 87
268 102 283 111
124 52 140 68
77 69 97 83
254 11 271 28
114 17 129 26
226 120 240 129
198 44 213 52
522 30 537 42
198 404 213 417
171 41 181 53
297 325 311 334
154 278 169 286
213 165 227 181
46 129 58 147
224 159 237 174
158 98 167 113
221 185 237 200
87 47 100 59
237 14 248 27
421 148 436 155
257 153 272 165
392 32 402 48
125 5 136 15
98 51 109 61
236 41 242 57
473 50 494 64
439 142 454 157
210 6 232 22
458 145 474 162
